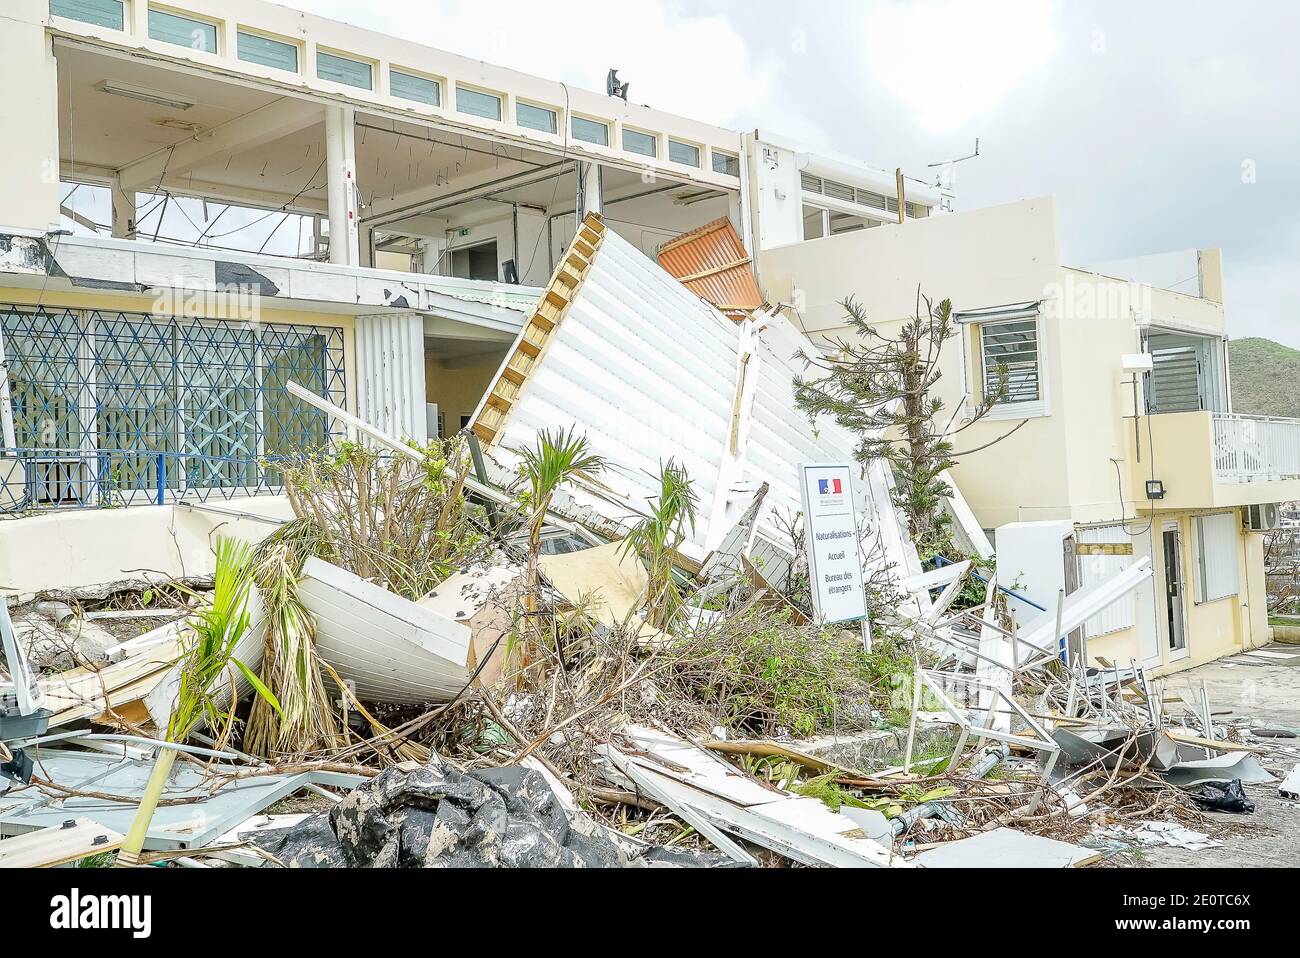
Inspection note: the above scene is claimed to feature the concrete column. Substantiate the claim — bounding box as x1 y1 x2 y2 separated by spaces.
111 178 136 239
0 2 61 234
325 105 360 265
576 161 603 219
358 224 374 268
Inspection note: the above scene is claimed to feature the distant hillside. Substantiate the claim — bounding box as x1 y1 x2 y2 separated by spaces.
1229 338 1300 419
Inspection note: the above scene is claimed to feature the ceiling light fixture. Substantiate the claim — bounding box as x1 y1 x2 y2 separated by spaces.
95 80 195 111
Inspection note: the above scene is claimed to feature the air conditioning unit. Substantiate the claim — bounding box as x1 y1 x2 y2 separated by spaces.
1244 502 1281 532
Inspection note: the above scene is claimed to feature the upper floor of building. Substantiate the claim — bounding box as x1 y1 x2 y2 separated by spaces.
756 196 1300 529
1 0 947 300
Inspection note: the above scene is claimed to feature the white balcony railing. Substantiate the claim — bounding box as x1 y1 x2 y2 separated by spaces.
1213 413 1300 483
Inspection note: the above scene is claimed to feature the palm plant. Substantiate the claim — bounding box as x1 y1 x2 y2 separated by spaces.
515 427 604 678
621 459 698 630
517 426 605 582
116 536 280 866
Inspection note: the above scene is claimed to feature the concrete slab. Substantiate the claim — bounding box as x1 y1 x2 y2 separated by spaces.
1140 645 1300 868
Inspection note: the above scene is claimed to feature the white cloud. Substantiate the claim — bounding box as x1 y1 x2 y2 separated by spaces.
860 0 1062 133
281 0 785 129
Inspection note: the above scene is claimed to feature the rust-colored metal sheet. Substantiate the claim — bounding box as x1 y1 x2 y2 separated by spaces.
657 218 765 321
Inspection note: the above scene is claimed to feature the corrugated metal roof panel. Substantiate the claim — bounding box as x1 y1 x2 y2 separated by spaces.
657 218 765 321
470 214 919 584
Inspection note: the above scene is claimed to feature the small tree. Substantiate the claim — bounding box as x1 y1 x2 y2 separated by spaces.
515 428 605 678
116 537 281 866
794 291 1019 555
621 459 699 630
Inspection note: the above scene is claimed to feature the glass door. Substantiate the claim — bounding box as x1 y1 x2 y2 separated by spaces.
1162 521 1189 660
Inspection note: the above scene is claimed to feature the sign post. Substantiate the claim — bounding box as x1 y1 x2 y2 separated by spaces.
799 462 871 650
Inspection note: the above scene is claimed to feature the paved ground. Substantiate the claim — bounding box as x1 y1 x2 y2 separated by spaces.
1140 643 1300 868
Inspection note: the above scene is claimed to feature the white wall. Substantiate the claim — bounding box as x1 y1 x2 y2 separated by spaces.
1 1 62 234
747 136 805 251
0 498 293 596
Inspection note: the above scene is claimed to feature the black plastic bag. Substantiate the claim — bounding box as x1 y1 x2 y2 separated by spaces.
1191 778 1256 814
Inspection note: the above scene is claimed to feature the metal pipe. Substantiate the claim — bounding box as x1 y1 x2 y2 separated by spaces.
891 747 1005 836
15 731 239 760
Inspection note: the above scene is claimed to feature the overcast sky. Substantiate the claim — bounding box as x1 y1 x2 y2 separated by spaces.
276 1 1300 346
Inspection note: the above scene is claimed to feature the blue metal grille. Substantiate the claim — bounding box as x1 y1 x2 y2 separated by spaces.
1 303 346 510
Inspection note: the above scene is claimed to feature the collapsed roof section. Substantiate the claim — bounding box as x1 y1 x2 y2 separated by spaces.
656 218 766 321
470 212 921 588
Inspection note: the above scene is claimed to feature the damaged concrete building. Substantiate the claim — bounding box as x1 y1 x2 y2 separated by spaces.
2 0 1297 690
0 0 944 588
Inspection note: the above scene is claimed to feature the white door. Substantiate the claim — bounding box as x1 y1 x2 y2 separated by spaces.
1161 521 1189 662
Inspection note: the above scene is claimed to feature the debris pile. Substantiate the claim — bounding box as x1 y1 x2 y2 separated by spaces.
3 213 1297 870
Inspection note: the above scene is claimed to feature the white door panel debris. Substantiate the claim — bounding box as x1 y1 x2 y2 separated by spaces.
298 556 472 704
915 827 1101 868
598 725 906 868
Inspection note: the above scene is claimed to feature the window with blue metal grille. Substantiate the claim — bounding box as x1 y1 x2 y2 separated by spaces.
1 304 346 507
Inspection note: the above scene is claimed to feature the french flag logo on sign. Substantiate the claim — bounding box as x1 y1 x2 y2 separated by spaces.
818 478 842 495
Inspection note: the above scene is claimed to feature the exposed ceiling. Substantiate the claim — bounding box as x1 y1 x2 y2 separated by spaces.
57 43 279 172
58 44 561 214
55 44 734 251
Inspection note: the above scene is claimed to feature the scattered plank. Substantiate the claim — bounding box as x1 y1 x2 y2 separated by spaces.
0 819 124 868
703 739 864 777
1164 729 1268 754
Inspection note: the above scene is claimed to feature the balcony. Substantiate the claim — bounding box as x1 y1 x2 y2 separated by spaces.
1213 413 1300 483
1132 411 1300 510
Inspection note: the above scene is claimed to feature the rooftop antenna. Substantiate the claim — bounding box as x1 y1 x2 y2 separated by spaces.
606 69 629 101
927 137 980 193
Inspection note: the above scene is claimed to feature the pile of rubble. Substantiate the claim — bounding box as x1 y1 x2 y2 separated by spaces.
2 214 1296 869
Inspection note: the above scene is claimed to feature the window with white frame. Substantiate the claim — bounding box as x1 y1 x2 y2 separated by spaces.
571 115 609 146
622 128 657 158
668 139 701 167
456 86 503 121
979 315 1041 406
238 30 299 72
317 50 372 90
1195 512 1239 602
711 150 740 177
148 8 218 53
390 69 440 107
516 101 558 134
51 0 124 30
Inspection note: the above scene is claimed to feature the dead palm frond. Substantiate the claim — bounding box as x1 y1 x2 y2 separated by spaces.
245 518 343 757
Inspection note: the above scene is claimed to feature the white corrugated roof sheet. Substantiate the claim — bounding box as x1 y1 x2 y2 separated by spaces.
473 221 919 586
